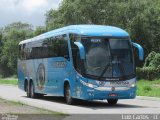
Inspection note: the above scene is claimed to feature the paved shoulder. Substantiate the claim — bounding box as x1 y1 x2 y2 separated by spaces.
0 85 160 114
136 96 160 101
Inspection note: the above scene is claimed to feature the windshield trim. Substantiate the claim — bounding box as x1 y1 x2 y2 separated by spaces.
84 73 136 81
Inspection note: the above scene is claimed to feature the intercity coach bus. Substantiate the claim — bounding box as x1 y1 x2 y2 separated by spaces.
18 25 144 105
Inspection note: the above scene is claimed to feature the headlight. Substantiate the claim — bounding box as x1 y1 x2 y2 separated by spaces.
88 83 94 88
130 83 136 88
88 83 98 88
80 79 97 88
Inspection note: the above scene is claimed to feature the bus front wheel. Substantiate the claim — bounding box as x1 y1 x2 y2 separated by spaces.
107 99 118 105
65 84 74 105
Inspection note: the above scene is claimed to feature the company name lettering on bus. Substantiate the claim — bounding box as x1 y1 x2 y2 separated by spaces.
109 81 130 86
91 39 101 43
53 61 66 68
106 78 119 81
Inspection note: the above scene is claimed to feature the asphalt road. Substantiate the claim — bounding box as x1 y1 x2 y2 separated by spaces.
0 85 160 115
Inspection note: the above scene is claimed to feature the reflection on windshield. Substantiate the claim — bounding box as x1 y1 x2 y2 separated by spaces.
82 38 112 78
81 37 135 80
110 39 134 78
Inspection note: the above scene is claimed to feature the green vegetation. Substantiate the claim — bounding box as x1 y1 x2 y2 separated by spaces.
46 0 160 57
0 79 18 85
0 22 34 77
0 0 160 77
0 0 159 98
137 79 160 97
1 98 25 106
0 98 65 116
137 51 160 80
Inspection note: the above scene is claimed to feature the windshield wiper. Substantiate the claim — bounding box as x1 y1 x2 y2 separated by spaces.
98 63 111 80
118 62 125 78
116 57 126 79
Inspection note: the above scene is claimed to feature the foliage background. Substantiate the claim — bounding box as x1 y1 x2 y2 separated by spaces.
0 0 160 77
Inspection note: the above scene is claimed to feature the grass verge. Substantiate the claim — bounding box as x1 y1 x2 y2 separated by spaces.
0 98 65 116
0 79 18 85
137 79 160 97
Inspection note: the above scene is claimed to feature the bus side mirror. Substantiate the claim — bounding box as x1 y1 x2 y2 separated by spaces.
74 42 85 59
133 42 144 61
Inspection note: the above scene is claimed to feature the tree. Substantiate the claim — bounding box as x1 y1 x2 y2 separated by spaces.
34 26 46 36
45 0 160 66
0 22 33 77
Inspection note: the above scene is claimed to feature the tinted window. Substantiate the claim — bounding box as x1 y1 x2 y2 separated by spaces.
44 34 69 59
20 34 69 60
18 44 27 60
69 34 82 72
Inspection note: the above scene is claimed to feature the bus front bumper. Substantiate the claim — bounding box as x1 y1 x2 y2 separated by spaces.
84 86 136 100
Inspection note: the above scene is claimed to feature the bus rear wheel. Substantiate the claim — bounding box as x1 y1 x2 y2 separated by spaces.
30 81 41 99
107 99 118 105
65 84 74 105
26 82 31 98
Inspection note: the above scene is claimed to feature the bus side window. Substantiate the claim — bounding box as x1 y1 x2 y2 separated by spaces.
70 34 82 73
24 35 70 60
21 44 26 60
60 43 69 60
57 34 69 60
62 34 69 60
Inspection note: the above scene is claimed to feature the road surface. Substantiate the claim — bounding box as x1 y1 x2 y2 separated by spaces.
0 85 160 115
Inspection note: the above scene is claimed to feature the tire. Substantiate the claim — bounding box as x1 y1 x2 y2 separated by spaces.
36 93 44 98
26 81 31 98
65 84 74 105
30 81 37 99
107 99 118 105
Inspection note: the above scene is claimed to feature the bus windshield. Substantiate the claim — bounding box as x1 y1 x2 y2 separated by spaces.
81 37 135 80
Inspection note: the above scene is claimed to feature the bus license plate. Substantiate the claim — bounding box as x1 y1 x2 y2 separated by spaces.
108 93 118 97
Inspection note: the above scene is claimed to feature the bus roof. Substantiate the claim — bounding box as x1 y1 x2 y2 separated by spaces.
19 25 129 45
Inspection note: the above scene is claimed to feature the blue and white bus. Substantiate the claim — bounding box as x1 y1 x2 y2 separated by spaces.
18 25 144 105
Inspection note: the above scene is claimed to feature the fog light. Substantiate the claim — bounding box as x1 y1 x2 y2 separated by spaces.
130 92 135 97
88 91 94 96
